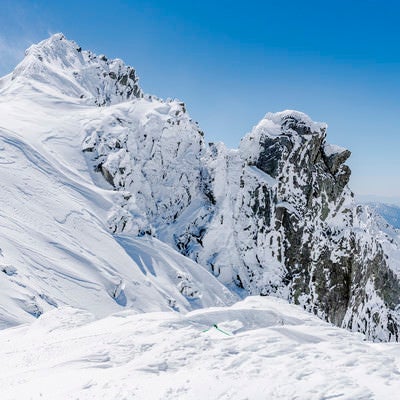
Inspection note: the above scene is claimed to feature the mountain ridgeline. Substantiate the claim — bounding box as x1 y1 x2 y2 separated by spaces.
2 34 400 341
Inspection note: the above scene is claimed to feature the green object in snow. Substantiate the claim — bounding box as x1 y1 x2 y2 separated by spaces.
202 324 231 336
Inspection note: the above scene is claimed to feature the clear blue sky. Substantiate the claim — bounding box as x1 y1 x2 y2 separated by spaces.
1 0 399 198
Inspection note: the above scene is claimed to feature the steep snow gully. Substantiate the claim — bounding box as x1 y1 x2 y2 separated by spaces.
0 33 399 347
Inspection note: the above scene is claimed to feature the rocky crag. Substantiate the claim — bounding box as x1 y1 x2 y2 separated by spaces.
86 96 400 341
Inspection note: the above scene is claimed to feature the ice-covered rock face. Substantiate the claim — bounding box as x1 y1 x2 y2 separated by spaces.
7 33 142 105
82 98 209 237
201 112 355 302
224 112 399 341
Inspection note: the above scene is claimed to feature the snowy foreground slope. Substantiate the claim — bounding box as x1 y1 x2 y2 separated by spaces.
0 32 400 345
1 297 400 400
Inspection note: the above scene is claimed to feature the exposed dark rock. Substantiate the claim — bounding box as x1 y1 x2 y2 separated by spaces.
100 165 115 187
324 148 351 175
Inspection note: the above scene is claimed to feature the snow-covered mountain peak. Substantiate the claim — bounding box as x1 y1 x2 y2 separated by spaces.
26 32 75 53
248 110 327 139
266 110 326 135
239 110 335 179
3 33 143 105
21 33 84 70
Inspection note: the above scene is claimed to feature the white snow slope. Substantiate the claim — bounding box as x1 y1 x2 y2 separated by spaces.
0 34 236 328
1 296 400 400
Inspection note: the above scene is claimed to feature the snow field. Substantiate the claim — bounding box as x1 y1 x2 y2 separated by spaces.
0 297 399 400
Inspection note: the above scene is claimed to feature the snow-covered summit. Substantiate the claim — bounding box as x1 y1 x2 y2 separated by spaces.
2 33 142 105
239 110 330 168
256 110 327 137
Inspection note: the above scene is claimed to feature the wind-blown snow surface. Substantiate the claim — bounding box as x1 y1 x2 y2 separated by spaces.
1 297 400 400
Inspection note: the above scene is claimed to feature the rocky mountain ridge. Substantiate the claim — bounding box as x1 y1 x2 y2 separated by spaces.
1 34 400 341
365 202 400 229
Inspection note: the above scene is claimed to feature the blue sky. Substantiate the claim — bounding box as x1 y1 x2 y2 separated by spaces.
1 0 399 198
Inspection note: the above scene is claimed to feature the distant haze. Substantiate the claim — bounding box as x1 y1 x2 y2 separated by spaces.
357 195 400 207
